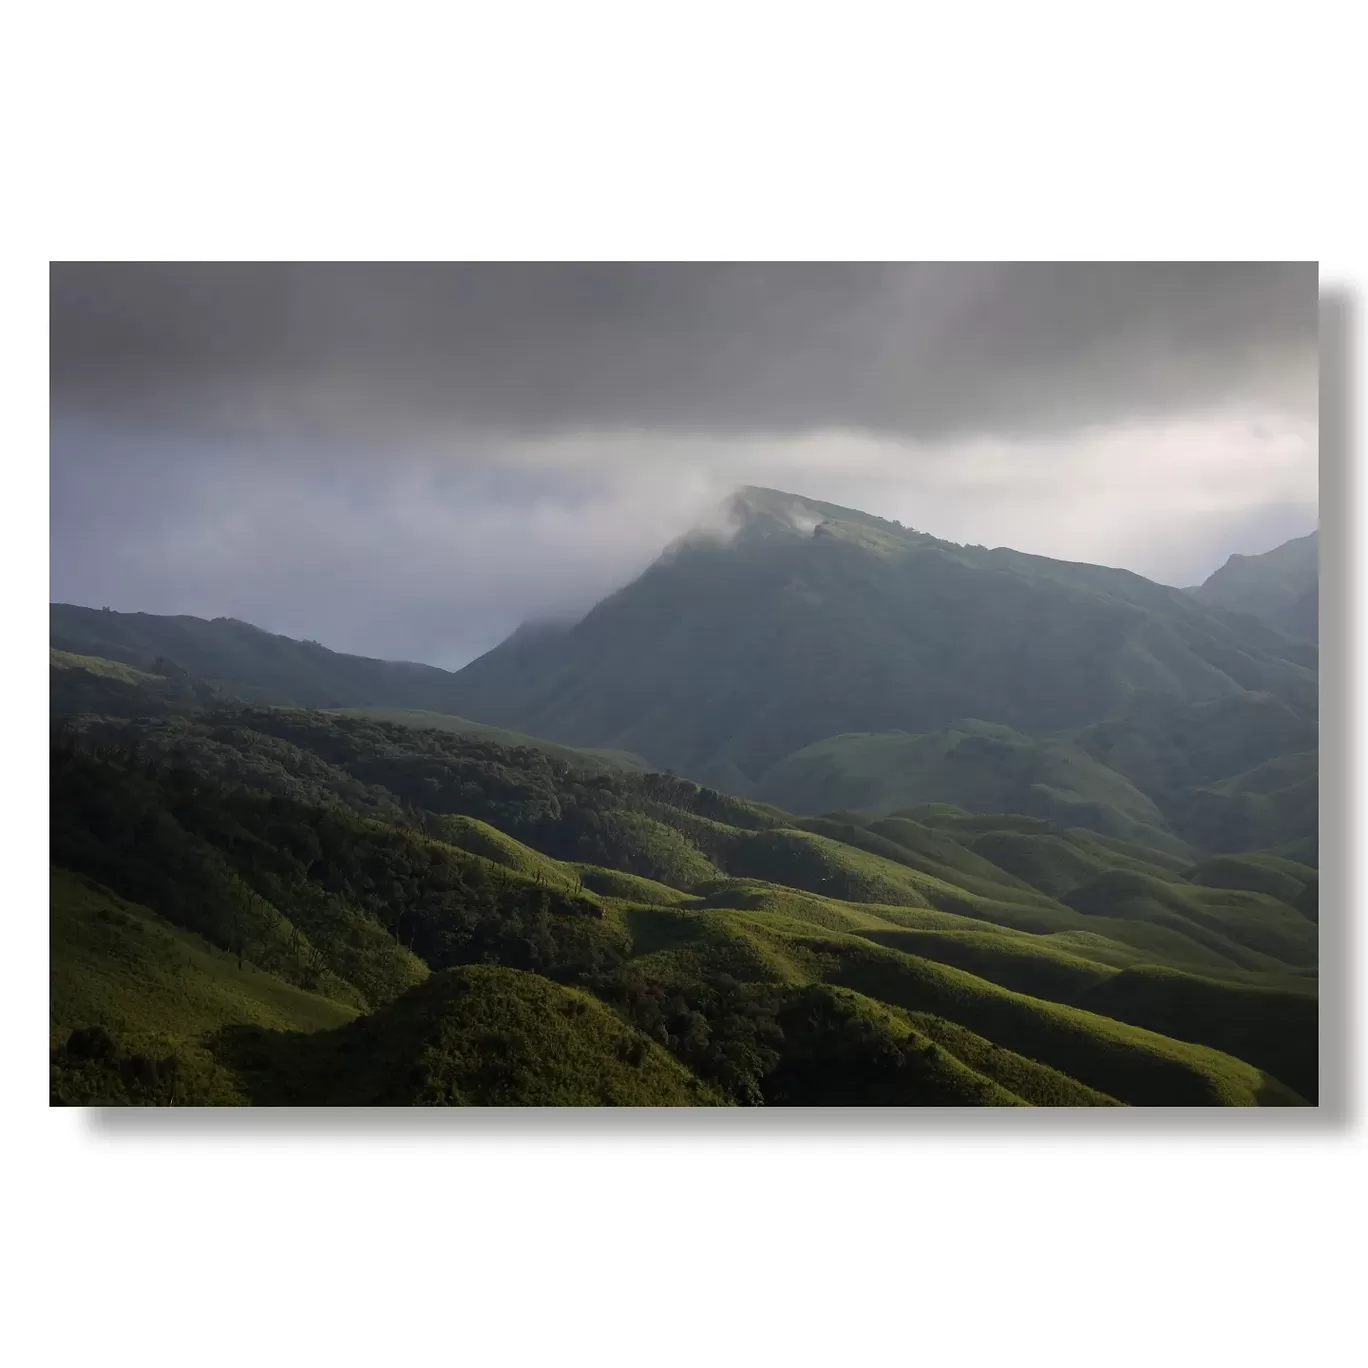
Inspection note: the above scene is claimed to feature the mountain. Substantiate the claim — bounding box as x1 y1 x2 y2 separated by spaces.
1186 530 1319 643
53 488 1318 857
50 602 468 711
50 701 1317 1105
747 685 1319 859
49 637 649 776
749 719 1187 856
441 487 1316 796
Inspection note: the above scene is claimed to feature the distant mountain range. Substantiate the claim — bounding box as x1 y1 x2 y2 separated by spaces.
50 487 1318 861
50 603 466 712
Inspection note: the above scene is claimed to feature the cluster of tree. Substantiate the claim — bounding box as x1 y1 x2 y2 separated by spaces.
584 969 997 1105
56 707 782 885
51 741 626 1012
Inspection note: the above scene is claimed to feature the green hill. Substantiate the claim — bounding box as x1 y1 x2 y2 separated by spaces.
220 965 722 1107
50 705 1317 1107
753 720 1184 854
51 869 359 1105
1074 691 1317 852
50 494 1316 859
51 602 470 710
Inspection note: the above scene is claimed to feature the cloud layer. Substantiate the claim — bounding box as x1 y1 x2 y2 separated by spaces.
49 263 1319 667
52 262 1317 441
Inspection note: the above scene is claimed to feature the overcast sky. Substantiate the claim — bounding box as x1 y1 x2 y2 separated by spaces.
50 262 1319 669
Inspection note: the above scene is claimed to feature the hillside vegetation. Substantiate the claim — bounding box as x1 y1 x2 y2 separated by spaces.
51 691 1317 1107
50 495 1317 852
51 603 468 710
437 489 1316 795
752 720 1185 855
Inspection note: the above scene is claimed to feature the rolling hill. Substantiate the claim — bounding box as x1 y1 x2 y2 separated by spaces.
51 602 468 711
749 720 1185 855
50 490 1317 852
50 698 1318 1106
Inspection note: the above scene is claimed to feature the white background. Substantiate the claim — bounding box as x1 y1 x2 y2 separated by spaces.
4 3 1363 1365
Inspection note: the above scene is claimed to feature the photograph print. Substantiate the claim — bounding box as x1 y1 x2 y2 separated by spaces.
49 261 1320 1108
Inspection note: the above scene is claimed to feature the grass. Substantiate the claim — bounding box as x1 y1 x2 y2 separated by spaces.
905 1013 1122 1107
1075 965 1318 1102
50 700 1319 1107
1063 870 1318 971
1186 853 1312 905
575 865 697 905
436 813 581 888
854 924 1316 1100
50 648 162 683
802 933 1306 1107
50 868 358 1104
219 965 723 1106
859 927 1118 1001
607 903 1310 1106
755 720 1184 856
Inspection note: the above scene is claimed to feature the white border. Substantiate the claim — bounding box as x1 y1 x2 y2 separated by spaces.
6 4 1364 1365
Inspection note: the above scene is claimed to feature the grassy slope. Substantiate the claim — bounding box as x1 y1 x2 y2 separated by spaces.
805 935 1303 1106
51 868 713 1107
221 965 722 1106
50 648 161 684
51 709 1318 1106
754 721 1185 855
1075 693 1318 856
623 906 1303 1106
702 817 1315 988
51 869 359 1104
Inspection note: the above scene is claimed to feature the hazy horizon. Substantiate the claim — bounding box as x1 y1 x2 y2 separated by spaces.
51 476 1318 671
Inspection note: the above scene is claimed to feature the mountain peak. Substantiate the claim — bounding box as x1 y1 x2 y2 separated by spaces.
717 485 924 549
726 486 830 537
1188 529 1318 643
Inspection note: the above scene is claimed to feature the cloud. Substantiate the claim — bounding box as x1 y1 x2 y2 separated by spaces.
49 424 729 667
50 262 1317 445
48 263 1319 667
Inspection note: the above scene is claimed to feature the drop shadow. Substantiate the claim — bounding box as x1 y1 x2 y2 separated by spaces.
1316 283 1355 1126
85 1099 1330 1138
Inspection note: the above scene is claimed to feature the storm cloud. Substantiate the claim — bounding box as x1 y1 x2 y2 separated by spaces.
52 262 1317 442
49 262 1319 667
